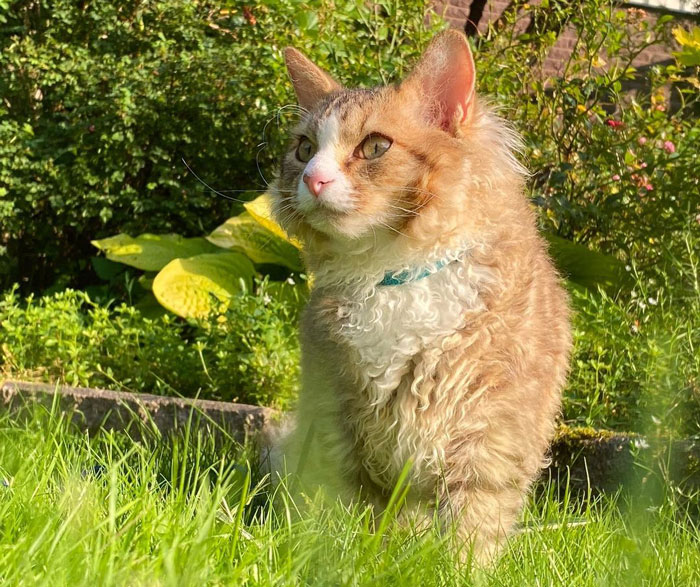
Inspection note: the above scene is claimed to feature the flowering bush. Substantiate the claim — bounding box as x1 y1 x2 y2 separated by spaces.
475 2 699 276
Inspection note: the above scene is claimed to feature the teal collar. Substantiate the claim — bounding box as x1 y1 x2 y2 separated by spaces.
378 258 452 287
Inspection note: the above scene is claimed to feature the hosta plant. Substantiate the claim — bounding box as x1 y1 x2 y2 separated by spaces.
92 194 305 319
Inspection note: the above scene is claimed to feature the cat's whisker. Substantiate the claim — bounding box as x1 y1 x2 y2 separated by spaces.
370 223 379 249
214 189 274 194
375 219 416 240
255 143 271 188
181 158 254 203
384 203 422 217
274 203 300 217
276 103 309 118
255 104 309 189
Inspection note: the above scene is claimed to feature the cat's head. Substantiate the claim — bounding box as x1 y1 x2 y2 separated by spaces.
271 30 522 253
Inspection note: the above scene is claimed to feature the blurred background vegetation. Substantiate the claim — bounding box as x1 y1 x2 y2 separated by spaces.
1 0 698 438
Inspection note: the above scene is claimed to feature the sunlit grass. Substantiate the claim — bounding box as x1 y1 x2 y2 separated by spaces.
0 406 698 585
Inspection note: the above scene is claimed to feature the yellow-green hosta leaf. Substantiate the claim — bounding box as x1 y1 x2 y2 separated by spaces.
207 212 303 271
244 194 303 249
92 233 218 271
152 252 255 318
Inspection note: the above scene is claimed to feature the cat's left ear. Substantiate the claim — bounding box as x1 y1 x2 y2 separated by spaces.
402 30 476 133
284 48 341 110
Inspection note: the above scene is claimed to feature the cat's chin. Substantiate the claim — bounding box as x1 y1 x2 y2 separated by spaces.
304 211 369 241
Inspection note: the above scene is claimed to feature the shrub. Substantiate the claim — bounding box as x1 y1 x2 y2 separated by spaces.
4 0 696 294
0 284 300 409
0 0 441 292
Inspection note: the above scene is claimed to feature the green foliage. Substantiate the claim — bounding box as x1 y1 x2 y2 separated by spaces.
152 252 255 318
91 234 220 272
476 3 700 272
544 234 630 292
565 232 700 437
673 25 700 66
2 0 698 436
92 194 306 318
0 284 300 409
0 0 442 291
207 212 303 270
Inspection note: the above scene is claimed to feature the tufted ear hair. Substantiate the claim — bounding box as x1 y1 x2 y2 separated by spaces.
402 30 476 133
284 48 342 111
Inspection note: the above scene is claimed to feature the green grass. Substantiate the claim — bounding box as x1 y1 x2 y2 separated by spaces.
1 407 698 586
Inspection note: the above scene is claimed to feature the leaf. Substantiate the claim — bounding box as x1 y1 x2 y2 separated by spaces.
674 51 700 67
243 194 302 249
152 252 255 318
90 256 125 281
207 212 303 271
673 26 700 50
92 234 219 271
545 234 630 292
672 26 700 66
138 274 155 291
296 12 318 31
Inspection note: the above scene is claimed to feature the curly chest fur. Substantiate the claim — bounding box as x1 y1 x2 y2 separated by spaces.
327 261 492 487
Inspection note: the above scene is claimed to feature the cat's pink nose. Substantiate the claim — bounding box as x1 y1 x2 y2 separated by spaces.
303 172 334 197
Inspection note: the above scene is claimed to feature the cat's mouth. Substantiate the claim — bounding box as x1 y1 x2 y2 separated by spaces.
302 203 351 233
295 189 356 221
289 193 380 240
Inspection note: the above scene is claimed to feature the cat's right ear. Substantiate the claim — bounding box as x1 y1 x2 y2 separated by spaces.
284 48 341 111
402 30 476 133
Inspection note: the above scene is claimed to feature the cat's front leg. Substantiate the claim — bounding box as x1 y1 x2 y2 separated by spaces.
437 482 524 565
279 314 365 504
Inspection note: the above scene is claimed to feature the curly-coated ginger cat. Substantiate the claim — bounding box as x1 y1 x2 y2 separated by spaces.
269 30 571 563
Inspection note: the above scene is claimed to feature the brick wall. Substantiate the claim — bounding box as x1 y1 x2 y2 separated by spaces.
435 1 694 75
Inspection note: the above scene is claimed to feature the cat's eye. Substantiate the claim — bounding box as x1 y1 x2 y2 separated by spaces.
296 136 316 163
359 134 392 160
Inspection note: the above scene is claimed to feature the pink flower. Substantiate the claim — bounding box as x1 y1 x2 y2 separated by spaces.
640 162 647 168
612 174 621 181
638 137 647 146
663 140 676 154
605 119 624 129
644 183 653 191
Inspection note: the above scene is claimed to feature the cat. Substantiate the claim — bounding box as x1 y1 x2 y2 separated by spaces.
269 30 571 563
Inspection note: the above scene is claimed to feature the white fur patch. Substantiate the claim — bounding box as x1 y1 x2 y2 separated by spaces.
296 113 355 215
334 254 493 486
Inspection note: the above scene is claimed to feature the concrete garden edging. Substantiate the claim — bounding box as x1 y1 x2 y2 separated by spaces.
1 379 276 445
2 380 698 497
